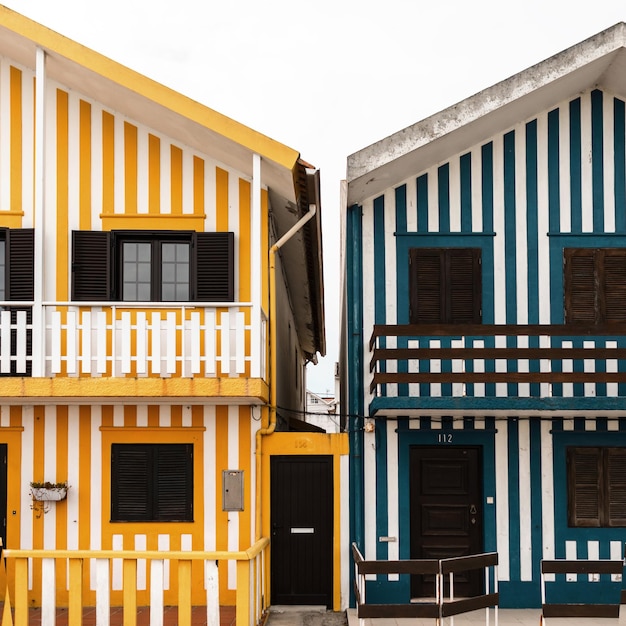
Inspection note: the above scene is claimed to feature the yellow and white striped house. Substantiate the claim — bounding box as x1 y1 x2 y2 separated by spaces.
0 6 347 621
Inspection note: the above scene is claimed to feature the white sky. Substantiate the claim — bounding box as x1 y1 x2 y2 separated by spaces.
3 0 625 394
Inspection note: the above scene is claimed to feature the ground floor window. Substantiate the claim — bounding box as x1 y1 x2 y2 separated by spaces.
567 447 626 527
111 443 193 522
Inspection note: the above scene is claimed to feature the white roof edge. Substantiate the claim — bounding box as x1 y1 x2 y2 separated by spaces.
347 21 626 184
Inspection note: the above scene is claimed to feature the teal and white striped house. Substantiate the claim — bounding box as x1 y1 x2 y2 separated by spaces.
342 23 626 608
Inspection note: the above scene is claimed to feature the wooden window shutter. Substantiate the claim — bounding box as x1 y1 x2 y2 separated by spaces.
410 249 444 323
195 232 234 302
448 249 481 323
111 444 151 522
6 228 34 300
568 447 602 527
564 249 597 323
602 250 626 322
72 231 111 301
607 448 626 526
155 444 193 521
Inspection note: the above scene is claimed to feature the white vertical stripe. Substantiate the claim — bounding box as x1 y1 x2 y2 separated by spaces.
159 404 171 428
581 94 593 233
250 413 258 546
111 535 123 590
604 94 616 232
384 188 397 325
182 405 192 428
518 420 532 581
362 199 376 412
340 454 350 611
204 161 217 231
183 150 194 214
565 540 577 582
492 136 506 324
114 114 124 213
587 540 599 581
611 541 622 581
113 405 124 427
515 124 528 324
44 85 57 300
386 420 399 581
203 405 217 551
536 113 551 324
67 406 80 550
471 146 482 233
448 156 461 232
405 175 417 232
136 126 149 214
90 406 102 550
0 59 11 213
427 167 439 231
559 100 571 233
67 93 80 231
43 406 57 550
0 405 9 428
21 68 35 227
495 420 509 580
158 534 171 590
229 172 240 298
227 405 239 589
540 420 555 565
363 428 377 575
21 407 34 550
136 405 148 427
135 534 147 590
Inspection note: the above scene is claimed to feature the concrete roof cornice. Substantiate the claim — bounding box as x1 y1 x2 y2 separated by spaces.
347 22 626 205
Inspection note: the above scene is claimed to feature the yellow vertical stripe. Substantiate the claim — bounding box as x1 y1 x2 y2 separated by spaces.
31 406 45 603
148 134 160 214
238 406 251 547
124 122 138 214
10 66 22 216
124 404 137 428
102 111 115 214
78 406 91 550
216 167 229 232
55 406 69 603
171 405 182 428
171 145 183 214
101 405 113 428
79 100 92 230
193 156 204 218
148 404 159 428
56 89 69 301
215 406 229 552
239 179 251 302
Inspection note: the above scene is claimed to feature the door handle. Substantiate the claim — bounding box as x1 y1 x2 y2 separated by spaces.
470 504 477 514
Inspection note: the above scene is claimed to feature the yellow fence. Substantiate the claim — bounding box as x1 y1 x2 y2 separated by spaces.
0 538 269 626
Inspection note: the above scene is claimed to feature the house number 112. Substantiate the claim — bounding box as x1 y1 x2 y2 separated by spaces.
437 434 453 443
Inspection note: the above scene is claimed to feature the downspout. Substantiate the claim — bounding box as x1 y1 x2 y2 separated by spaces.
255 201 317 541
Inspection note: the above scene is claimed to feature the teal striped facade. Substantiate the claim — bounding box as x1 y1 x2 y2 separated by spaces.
346 88 626 607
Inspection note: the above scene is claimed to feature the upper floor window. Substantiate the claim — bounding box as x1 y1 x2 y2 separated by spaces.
0 228 34 302
409 248 481 324
72 230 234 303
568 447 626 527
564 248 626 324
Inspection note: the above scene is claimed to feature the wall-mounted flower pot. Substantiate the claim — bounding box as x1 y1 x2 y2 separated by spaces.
31 487 67 501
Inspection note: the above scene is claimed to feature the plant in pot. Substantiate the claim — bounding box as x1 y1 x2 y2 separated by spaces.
29 481 69 515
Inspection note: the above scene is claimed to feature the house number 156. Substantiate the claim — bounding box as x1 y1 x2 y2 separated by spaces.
437 434 453 443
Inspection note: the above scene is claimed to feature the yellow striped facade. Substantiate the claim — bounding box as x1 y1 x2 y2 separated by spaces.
0 6 342 612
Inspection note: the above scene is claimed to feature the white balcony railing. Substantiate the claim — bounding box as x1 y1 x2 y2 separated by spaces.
0 302 267 379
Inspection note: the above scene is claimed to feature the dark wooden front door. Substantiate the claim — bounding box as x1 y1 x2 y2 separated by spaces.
0 445 6 551
270 455 333 607
410 446 483 598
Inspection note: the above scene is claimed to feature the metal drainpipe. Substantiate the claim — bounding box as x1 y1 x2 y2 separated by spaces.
255 202 317 541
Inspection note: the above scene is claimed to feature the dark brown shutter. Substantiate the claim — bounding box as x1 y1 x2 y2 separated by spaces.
568 447 601 527
111 444 151 522
448 249 481 323
6 228 34 300
195 232 234 302
72 231 111 301
155 444 193 521
602 250 626 322
409 249 444 323
564 249 597 323
607 448 626 526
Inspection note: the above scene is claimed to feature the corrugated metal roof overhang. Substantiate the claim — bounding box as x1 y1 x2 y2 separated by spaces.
0 5 300 205
347 22 626 206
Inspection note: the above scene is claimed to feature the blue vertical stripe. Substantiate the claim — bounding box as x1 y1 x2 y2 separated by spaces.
530 418 543 582
460 152 472 232
614 98 626 232
438 163 450 232
481 143 494 234
570 98 582 232
508 419 521 581
374 196 386 326
395 186 409 397
591 90 605 232
417 173 429 232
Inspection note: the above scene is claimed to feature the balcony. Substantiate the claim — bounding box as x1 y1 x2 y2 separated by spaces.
0 302 266 380
369 324 626 415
